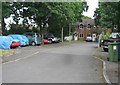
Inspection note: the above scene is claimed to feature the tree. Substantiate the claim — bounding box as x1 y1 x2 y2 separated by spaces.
94 2 120 32
2 2 14 35
2 2 88 38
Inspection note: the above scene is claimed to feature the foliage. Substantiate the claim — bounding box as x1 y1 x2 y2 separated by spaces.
101 31 110 39
7 24 32 35
94 2 120 32
2 2 88 38
81 15 91 19
105 32 110 39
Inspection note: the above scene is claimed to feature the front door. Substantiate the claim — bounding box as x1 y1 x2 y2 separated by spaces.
92 34 96 42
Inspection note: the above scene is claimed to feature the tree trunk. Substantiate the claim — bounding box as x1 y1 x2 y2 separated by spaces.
39 24 44 46
2 17 6 35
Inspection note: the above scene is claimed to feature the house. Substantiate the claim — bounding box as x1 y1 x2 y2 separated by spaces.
74 19 103 41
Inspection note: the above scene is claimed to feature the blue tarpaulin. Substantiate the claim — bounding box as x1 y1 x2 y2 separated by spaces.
21 35 29 45
0 36 11 49
8 34 27 46
8 36 20 42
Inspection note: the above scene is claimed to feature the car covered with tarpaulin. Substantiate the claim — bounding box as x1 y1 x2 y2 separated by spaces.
0 36 11 49
8 36 21 48
20 35 29 46
8 34 29 46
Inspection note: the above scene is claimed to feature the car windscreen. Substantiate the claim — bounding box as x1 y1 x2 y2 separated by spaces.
110 33 120 39
48 34 54 38
36 33 41 37
44 33 54 38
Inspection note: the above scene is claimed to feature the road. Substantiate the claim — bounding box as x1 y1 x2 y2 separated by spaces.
2 42 104 83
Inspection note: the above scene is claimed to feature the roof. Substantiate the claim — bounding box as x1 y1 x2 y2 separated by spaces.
76 19 95 26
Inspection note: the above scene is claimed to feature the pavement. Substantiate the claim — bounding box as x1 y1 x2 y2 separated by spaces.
2 42 105 83
93 46 119 84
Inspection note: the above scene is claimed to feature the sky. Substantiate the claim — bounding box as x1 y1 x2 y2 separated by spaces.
83 0 99 19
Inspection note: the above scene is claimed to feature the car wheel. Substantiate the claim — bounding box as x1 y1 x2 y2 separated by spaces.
31 42 36 46
49 39 52 44
103 48 108 52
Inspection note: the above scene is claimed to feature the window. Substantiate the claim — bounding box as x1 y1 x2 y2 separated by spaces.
36 33 41 37
79 24 83 29
80 34 84 38
87 24 91 28
25 33 33 37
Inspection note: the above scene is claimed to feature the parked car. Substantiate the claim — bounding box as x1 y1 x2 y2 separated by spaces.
0 36 21 49
44 39 49 44
103 32 120 52
44 33 60 43
8 36 21 48
0 36 11 49
8 34 27 46
21 35 29 46
24 32 42 46
64 36 72 41
86 36 92 42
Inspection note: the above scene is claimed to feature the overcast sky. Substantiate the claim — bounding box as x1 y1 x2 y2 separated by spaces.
83 0 99 19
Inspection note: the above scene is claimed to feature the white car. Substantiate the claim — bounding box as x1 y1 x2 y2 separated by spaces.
64 36 72 41
86 36 92 42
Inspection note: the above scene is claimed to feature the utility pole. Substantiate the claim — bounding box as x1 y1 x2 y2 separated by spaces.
61 27 63 42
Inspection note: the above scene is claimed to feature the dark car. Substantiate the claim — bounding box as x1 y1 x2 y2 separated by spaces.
44 33 60 43
103 33 120 52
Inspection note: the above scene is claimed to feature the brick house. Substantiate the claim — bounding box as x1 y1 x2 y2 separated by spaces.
75 19 103 41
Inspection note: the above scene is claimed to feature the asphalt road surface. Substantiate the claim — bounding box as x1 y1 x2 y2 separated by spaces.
2 42 104 83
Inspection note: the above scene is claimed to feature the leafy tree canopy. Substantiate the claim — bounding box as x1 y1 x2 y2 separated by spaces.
94 2 120 32
2 2 88 36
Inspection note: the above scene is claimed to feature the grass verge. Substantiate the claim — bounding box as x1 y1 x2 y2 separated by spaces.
0 49 16 57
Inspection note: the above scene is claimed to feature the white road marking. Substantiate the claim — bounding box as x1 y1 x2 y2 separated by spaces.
93 56 112 85
2 45 69 65
3 51 40 65
2 48 56 65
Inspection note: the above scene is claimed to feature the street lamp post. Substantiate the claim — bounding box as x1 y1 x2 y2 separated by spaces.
61 27 63 42
84 22 87 40
69 23 71 36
